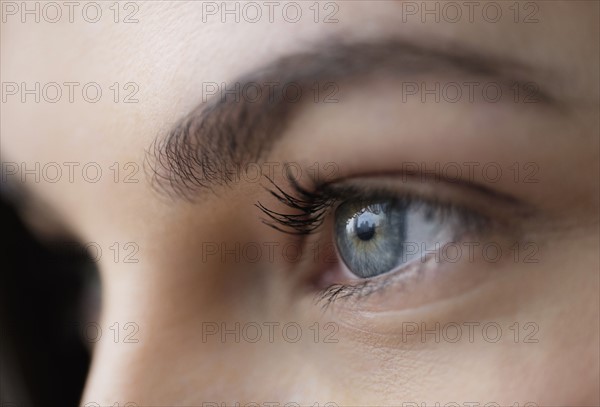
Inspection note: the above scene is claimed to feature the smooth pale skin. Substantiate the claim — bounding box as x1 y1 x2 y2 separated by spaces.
2 1 599 405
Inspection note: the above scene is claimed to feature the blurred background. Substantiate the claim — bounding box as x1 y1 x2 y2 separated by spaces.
0 189 99 406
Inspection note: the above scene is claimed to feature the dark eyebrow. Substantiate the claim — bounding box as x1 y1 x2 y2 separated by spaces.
145 37 557 201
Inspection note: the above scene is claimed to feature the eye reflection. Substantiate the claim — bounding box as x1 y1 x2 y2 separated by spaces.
335 199 456 279
349 205 386 241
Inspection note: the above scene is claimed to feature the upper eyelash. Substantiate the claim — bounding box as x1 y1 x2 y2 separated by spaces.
255 173 491 236
255 174 335 235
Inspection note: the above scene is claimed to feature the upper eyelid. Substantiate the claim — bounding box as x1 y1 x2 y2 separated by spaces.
322 173 538 227
318 172 525 208
271 160 533 219
273 160 530 209
256 172 509 236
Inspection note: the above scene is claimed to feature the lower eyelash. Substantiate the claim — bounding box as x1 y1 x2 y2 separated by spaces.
313 254 433 310
314 283 370 310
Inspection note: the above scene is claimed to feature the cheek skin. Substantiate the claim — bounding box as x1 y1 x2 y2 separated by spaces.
298 234 599 404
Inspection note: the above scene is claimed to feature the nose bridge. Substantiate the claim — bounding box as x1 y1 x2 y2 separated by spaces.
79 272 158 406
80 293 334 405
80 317 308 405
79 285 220 405
80 253 189 405
79 243 337 405
80 332 144 406
77 258 261 404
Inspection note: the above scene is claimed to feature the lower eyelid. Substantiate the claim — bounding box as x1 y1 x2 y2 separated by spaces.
323 259 427 297
312 226 507 310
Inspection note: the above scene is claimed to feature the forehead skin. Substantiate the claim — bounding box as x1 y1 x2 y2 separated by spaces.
1 1 599 405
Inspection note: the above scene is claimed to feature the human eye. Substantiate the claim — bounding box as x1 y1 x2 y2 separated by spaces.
256 169 534 312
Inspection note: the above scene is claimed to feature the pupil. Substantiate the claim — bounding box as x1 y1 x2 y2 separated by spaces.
354 211 378 241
